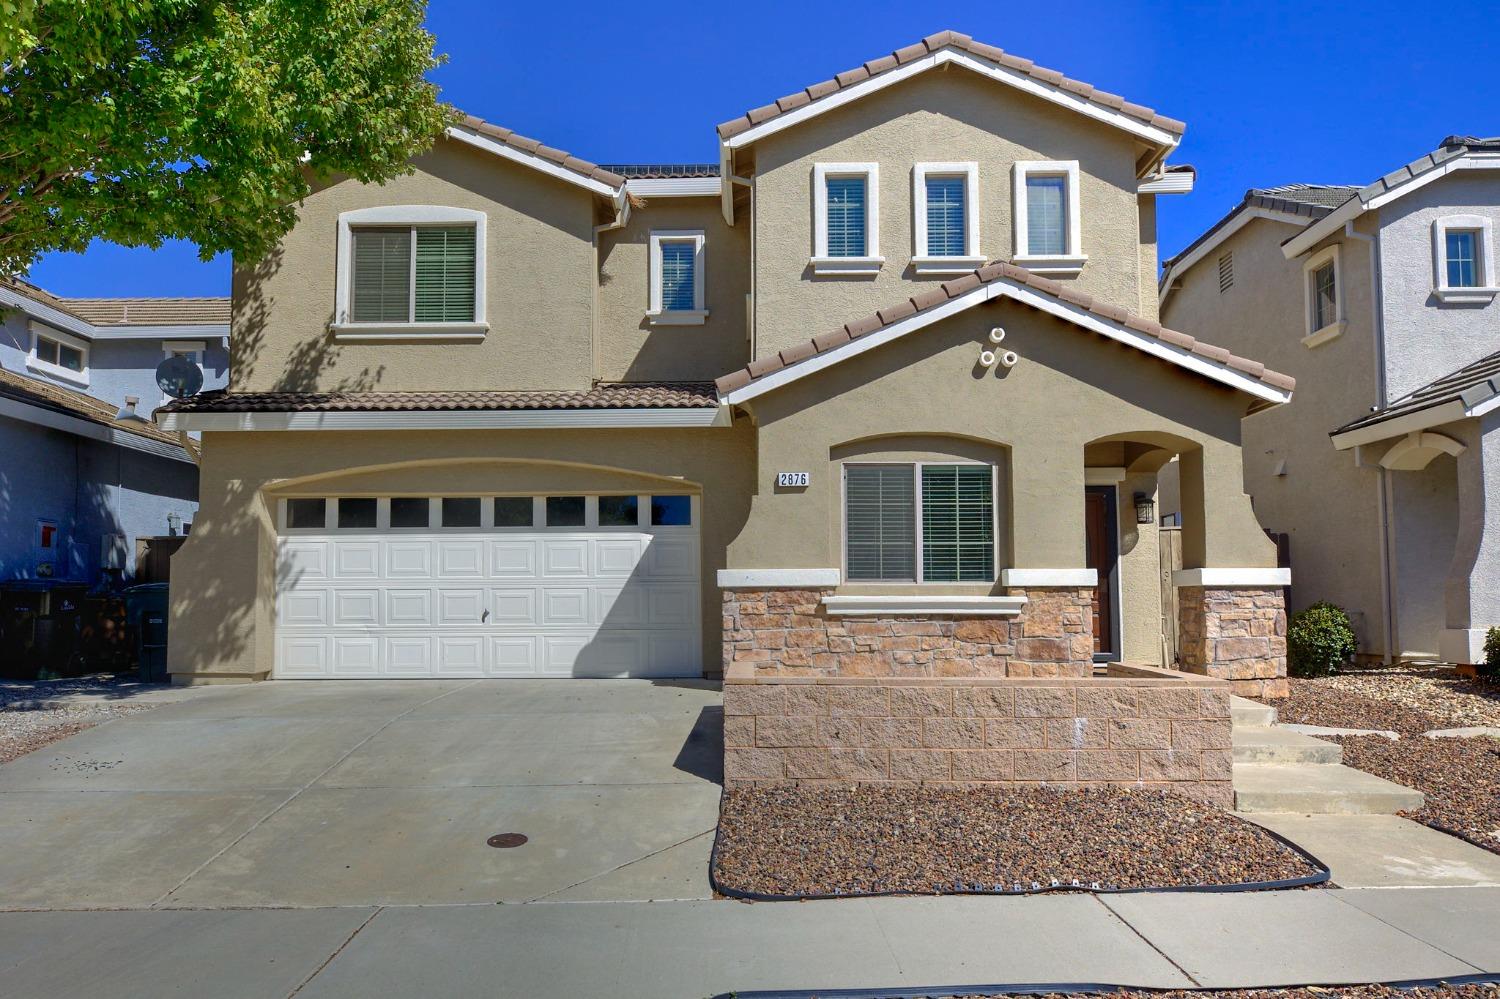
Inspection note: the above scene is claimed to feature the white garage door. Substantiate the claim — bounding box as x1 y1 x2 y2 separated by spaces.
274 493 700 678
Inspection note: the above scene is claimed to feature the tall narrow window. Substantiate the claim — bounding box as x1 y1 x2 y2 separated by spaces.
1312 261 1337 330
648 230 706 323
844 466 915 582
925 176 966 257
920 466 995 583
1447 230 1479 288
414 227 477 322
825 177 868 257
1026 175 1067 256
660 243 696 310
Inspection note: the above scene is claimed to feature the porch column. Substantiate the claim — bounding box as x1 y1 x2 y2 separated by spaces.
1441 413 1500 664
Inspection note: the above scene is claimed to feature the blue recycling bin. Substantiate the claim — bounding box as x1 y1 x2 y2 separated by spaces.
123 583 171 682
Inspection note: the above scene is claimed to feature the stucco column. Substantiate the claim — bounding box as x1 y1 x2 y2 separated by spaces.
1441 412 1500 664
1177 440 1279 571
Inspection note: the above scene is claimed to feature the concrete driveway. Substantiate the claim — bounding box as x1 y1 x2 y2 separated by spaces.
0 679 723 909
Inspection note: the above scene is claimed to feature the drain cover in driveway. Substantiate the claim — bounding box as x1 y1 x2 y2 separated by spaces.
487 833 528 848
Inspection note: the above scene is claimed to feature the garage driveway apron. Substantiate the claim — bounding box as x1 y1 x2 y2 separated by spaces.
0 680 723 909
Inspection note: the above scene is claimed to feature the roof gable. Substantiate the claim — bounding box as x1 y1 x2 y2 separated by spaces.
717 31 1184 155
446 115 626 200
717 262 1293 406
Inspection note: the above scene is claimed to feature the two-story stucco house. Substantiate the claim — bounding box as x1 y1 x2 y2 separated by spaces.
161 31 1293 703
0 279 228 589
1160 136 1500 667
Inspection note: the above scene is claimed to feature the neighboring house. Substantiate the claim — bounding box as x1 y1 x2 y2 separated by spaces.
0 279 229 587
1160 136 1500 667
162 30 1292 697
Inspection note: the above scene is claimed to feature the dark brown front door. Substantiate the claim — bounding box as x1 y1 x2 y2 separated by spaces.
1084 487 1118 658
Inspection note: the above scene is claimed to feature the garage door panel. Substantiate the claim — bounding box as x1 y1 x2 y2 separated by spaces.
385 542 432 578
572 633 645 678
488 588 538 625
385 636 435 676
333 542 381 578
644 536 697 578
647 585 698 628
280 541 328 581
489 541 537 577
333 589 379 627
437 541 485 578
488 636 538 676
542 588 590 625
280 589 329 628
386 589 434 626
436 635 485 676
542 540 590 577
332 637 380 676
437 588 485 625
597 584 648 628
594 538 644 576
278 636 329 676
648 633 698 676
541 635 587 676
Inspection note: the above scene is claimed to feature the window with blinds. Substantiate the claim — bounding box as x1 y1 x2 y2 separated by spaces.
925 176 967 257
845 466 916 581
920 465 994 582
1312 261 1337 330
350 225 476 323
660 241 696 311
825 176 868 257
1025 174 1067 256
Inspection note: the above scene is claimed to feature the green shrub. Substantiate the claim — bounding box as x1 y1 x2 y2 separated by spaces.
1287 602 1356 678
1481 627 1500 678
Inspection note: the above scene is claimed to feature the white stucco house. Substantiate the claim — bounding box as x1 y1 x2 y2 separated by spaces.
1160 136 1500 666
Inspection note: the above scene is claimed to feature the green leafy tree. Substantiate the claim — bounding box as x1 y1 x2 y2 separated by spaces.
0 0 451 279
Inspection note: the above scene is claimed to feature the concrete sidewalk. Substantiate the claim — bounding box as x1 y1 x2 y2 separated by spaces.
2 887 1497 999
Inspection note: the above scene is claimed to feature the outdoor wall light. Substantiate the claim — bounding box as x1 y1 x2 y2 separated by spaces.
1133 492 1154 525
167 511 183 537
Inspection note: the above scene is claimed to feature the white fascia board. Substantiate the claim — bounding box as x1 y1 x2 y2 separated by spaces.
1172 567 1290 587
159 405 732 432
1000 568 1098 587
0 286 96 340
0 396 193 464
724 49 1179 152
717 568 841 588
89 324 231 340
821 594 1028 616
1329 399 1472 450
1160 207 1308 307
721 278 1289 407
626 177 722 197
444 126 624 204
1283 154 1500 260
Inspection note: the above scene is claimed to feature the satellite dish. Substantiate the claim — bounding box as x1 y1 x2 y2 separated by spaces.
156 354 204 400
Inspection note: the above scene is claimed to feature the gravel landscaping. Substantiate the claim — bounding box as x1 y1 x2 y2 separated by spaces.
712 785 1324 898
1268 666 1500 735
1335 733 1500 852
0 677 162 765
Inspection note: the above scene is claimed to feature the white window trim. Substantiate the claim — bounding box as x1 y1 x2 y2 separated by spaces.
1013 160 1086 274
277 493 696 534
840 461 999 585
331 205 488 341
1432 214 1500 303
647 229 708 325
912 162 984 275
25 321 90 388
160 339 206 408
812 162 882 276
1301 243 1346 347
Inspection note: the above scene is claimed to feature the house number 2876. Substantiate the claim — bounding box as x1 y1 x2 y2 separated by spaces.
776 472 810 487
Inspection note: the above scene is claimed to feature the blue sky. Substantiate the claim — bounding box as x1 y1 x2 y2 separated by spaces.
26 0 1500 297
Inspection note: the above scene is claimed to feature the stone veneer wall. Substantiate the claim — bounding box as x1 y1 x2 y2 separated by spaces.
722 587 1094 678
723 663 1233 807
1178 586 1289 699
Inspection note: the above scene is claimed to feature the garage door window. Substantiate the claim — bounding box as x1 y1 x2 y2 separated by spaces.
599 495 639 527
651 495 691 526
338 498 377 529
546 496 586 527
286 498 327 529
493 497 533 527
442 497 482 528
390 497 430 529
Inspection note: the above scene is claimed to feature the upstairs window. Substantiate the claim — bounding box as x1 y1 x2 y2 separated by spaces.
1301 243 1345 346
913 163 982 274
1013 161 1085 274
334 206 487 339
1432 215 1497 302
812 163 881 275
27 322 89 386
648 230 707 324
1312 262 1337 329
844 463 996 583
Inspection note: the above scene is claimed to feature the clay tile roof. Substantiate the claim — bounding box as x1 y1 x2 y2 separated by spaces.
161 382 719 415
716 31 1184 142
0 367 186 449
713 263 1293 399
456 115 626 190
59 296 229 326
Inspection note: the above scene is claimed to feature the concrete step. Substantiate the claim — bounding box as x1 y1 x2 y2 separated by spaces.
1233 762 1424 815
1233 726 1343 765
1231 695 1276 728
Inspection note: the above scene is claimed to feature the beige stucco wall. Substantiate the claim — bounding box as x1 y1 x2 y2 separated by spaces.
1161 217 1388 653
724 298 1274 662
232 137 600 394
167 425 756 681
596 197 750 382
747 69 1153 359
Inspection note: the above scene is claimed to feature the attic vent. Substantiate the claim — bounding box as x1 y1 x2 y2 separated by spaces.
1218 251 1234 293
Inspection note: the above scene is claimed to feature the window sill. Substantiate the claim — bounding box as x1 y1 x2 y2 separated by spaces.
1434 286 1500 304
1012 254 1087 276
822 594 1026 616
1302 321 1346 349
646 309 709 326
810 255 884 276
912 255 987 276
329 322 488 343
25 358 90 388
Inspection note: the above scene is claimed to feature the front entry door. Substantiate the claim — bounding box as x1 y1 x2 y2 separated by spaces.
1084 487 1118 659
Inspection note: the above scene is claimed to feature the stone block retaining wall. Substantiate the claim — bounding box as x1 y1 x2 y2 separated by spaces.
722 587 1094 678
723 663 1233 807
1178 586 1288 699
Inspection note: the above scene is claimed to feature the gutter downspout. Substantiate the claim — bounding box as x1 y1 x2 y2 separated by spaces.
1343 220 1396 663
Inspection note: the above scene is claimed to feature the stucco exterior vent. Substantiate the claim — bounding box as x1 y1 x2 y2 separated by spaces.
1218 251 1234 293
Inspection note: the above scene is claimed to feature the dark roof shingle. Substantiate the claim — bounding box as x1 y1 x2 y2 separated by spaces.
162 382 720 414
1332 351 1500 438
0 367 186 448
